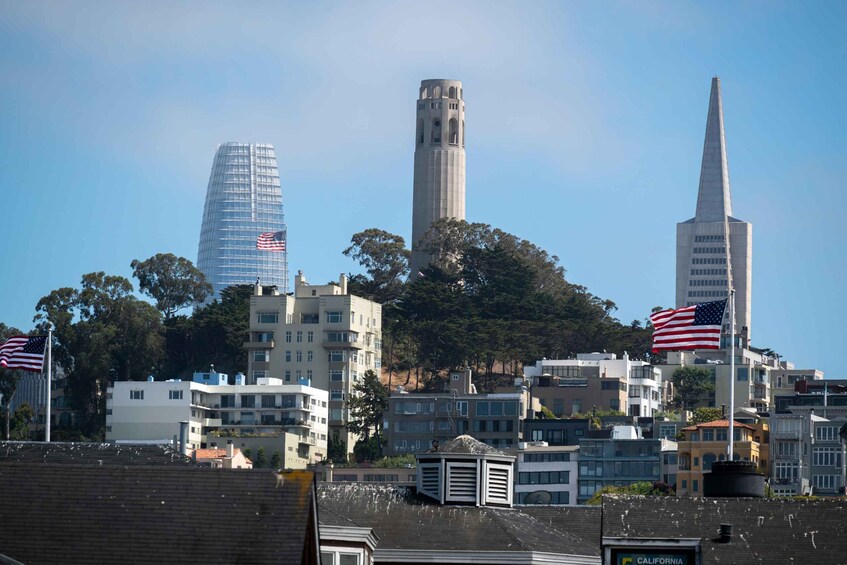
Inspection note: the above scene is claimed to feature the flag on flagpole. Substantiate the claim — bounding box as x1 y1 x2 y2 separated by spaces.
257 230 286 251
649 299 727 352
0 335 48 373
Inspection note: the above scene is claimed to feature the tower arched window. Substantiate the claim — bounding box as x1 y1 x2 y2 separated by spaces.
420 87 428 100
433 85 442 98
448 86 456 99
449 118 458 145
416 119 424 145
431 119 441 143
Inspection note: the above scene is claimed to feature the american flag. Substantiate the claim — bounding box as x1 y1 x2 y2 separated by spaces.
650 299 727 352
256 230 286 251
0 335 47 373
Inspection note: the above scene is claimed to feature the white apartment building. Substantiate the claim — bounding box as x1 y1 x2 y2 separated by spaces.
246 272 382 453
106 371 328 469
523 353 665 418
514 443 579 506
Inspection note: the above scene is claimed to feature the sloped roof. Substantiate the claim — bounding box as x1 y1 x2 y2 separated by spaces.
0 441 195 466
193 447 247 460
318 483 599 558
0 464 319 565
436 434 508 455
681 420 756 432
602 495 847 564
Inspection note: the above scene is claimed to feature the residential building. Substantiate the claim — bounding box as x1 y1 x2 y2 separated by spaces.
768 411 818 496
524 418 591 446
676 419 769 497
410 79 466 276
770 366 824 399
676 77 752 338
809 418 847 495
245 273 382 453
522 352 666 418
515 443 579 505
577 427 676 504
197 142 288 298
193 441 253 469
106 371 328 468
384 369 533 455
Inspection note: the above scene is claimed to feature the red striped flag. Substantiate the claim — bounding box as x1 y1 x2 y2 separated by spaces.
0 335 47 373
257 230 286 251
650 299 727 352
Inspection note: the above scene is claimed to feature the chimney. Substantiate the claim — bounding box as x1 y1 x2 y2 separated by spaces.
718 524 733 543
295 270 305 289
179 421 189 456
226 439 234 458
339 273 348 295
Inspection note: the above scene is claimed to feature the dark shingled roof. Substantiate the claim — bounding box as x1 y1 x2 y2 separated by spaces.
0 441 195 466
0 464 320 565
518 504 603 549
318 483 599 557
602 495 847 564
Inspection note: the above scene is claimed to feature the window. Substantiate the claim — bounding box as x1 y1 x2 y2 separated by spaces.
330 390 344 401
816 426 839 442
326 311 343 323
693 480 699 492
330 370 344 382
703 429 714 441
257 312 279 324
241 395 255 408
169 390 183 400
296 331 303 343
307 331 314 343
572 400 582 414
252 370 268 380
307 350 313 362
285 350 291 362
130 390 144 400
284 370 291 382
456 401 468 416
813 447 842 467
296 350 303 362
285 331 292 343
813 474 841 490
253 350 269 362
328 350 345 362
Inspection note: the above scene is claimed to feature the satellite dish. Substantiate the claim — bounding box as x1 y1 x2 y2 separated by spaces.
523 490 552 505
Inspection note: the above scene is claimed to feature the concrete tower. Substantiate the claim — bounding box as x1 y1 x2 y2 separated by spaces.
676 78 752 340
197 142 288 299
410 79 466 275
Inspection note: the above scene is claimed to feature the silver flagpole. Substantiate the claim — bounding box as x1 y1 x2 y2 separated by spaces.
45 325 52 443
728 290 735 460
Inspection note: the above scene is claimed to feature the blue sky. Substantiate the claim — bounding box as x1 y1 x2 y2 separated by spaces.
1 1 844 376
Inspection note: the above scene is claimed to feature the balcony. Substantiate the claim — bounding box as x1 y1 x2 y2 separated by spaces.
243 339 275 349
772 477 800 486
202 418 222 427
322 339 363 350
299 436 317 446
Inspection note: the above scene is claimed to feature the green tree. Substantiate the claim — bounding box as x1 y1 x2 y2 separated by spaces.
343 229 410 304
270 450 282 469
373 454 416 468
131 253 212 319
585 481 675 505
255 447 267 468
692 406 724 424
0 323 24 440
34 272 164 435
10 403 34 440
327 435 347 464
347 370 388 460
672 366 715 416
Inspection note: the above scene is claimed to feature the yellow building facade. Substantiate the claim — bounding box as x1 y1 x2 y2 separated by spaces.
676 419 769 496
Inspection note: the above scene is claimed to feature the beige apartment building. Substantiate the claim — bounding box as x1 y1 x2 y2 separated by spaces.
246 272 382 453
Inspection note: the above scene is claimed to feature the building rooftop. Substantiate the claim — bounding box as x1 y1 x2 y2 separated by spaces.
681 420 757 432
318 483 599 558
602 495 847 564
0 441 195 466
436 434 507 455
0 464 320 564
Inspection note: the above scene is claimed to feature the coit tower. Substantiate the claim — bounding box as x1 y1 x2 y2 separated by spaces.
410 79 466 275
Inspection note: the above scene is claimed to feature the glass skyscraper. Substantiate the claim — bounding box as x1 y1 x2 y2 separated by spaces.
197 142 288 298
